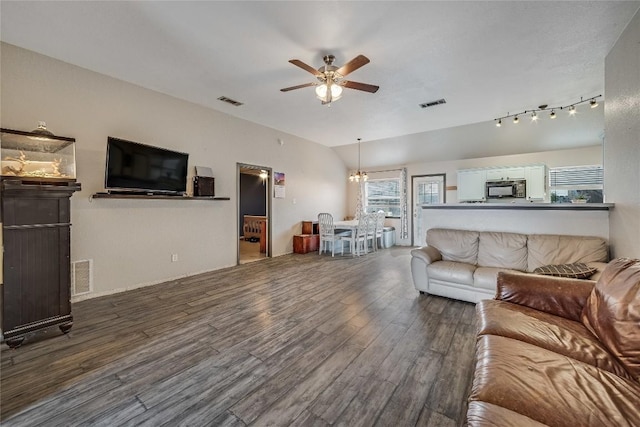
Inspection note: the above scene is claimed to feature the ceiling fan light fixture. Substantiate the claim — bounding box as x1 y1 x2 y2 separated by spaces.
315 83 343 102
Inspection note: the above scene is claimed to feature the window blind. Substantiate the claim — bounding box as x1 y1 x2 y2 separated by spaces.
549 165 603 188
365 178 401 216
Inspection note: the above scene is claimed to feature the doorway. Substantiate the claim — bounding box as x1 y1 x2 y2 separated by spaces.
412 174 446 246
237 163 271 264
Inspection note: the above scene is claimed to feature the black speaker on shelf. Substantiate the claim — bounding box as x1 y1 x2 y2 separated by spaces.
194 176 215 197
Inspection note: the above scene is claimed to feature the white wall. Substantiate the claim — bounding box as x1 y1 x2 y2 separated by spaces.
348 145 603 245
1 43 348 299
604 10 640 259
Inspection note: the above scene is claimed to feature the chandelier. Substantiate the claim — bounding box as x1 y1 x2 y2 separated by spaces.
494 95 601 127
349 138 368 182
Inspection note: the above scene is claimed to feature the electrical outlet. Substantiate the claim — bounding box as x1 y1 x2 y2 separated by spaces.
171 254 178 262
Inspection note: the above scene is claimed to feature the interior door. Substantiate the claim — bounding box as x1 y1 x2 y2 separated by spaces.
412 174 445 246
238 164 271 264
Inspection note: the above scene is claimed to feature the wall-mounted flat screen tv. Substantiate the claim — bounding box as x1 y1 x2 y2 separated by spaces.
105 137 189 194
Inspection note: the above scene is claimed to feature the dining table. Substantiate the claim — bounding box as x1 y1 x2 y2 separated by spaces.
333 219 367 255
333 219 359 232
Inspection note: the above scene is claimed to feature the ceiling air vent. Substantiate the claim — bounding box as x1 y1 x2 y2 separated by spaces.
419 98 447 109
218 96 244 107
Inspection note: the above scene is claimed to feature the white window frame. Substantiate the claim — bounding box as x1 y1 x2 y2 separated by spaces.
364 178 401 218
549 165 603 203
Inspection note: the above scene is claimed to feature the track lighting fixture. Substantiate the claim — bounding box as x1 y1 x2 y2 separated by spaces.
494 95 601 127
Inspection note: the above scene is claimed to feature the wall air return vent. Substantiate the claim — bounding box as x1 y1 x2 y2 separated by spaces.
71 259 93 295
419 98 447 109
217 96 244 107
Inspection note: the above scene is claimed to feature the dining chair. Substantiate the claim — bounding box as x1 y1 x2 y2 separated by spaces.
317 213 347 256
374 210 385 250
343 214 369 256
366 212 378 252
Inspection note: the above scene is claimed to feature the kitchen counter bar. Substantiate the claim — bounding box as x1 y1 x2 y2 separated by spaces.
422 203 613 211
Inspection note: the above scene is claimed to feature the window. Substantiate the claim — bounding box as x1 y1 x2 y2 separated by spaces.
549 165 603 203
365 178 401 217
416 180 441 204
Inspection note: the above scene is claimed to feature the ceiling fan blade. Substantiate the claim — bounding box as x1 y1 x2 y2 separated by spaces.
289 59 323 77
335 55 370 77
342 80 379 93
280 82 316 92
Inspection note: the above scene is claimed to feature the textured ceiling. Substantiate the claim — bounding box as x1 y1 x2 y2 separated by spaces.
1 1 638 166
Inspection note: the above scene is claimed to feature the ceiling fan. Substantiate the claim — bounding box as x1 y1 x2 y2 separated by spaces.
280 54 379 105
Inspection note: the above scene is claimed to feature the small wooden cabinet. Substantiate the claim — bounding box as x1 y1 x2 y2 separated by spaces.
293 234 319 254
294 220 320 254
1 179 81 348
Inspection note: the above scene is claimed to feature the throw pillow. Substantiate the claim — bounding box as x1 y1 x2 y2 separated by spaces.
532 262 598 280
581 258 640 382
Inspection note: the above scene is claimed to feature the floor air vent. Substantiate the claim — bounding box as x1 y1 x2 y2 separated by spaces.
72 259 93 295
419 98 447 109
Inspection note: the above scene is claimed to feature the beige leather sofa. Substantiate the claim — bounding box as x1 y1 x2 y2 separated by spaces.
410 228 609 303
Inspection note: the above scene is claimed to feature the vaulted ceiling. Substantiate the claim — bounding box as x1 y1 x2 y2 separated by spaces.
1 1 638 167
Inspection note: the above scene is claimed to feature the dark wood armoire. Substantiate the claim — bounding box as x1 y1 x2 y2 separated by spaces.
1 127 80 348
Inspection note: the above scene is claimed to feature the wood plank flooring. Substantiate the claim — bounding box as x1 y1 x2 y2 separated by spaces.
1 246 477 426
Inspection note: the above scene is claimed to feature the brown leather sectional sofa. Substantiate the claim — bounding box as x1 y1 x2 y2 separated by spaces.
467 258 640 426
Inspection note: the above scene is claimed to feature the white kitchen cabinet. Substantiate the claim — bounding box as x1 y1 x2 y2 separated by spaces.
457 169 486 202
486 167 525 181
525 165 547 201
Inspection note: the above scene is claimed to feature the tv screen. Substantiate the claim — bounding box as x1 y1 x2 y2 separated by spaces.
105 137 189 194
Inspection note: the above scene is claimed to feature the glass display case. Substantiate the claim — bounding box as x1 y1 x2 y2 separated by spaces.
1 127 76 181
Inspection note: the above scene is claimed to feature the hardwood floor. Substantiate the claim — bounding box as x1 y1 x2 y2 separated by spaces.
1 247 477 426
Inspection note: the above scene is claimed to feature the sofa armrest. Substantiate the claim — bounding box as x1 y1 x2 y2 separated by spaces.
496 272 594 321
411 246 442 265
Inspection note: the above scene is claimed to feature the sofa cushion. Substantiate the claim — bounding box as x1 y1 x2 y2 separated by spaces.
477 231 527 271
473 267 520 291
426 228 479 264
467 401 548 427
582 258 640 383
471 335 640 426
527 234 608 272
532 262 598 279
427 261 475 286
477 299 633 380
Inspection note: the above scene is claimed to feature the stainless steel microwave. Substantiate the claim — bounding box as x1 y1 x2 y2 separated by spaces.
486 180 526 199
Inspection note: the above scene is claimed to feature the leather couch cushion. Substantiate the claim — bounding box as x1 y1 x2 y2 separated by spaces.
426 228 479 264
527 234 608 272
467 401 547 427
587 261 608 281
477 299 633 380
477 231 527 270
427 261 475 286
582 258 640 383
471 335 640 427
473 267 520 291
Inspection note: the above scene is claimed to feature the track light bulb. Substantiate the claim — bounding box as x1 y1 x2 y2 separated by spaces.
531 112 538 121
590 99 598 108
513 116 519 124
550 110 556 119
496 119 502 127
569 105 576 115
